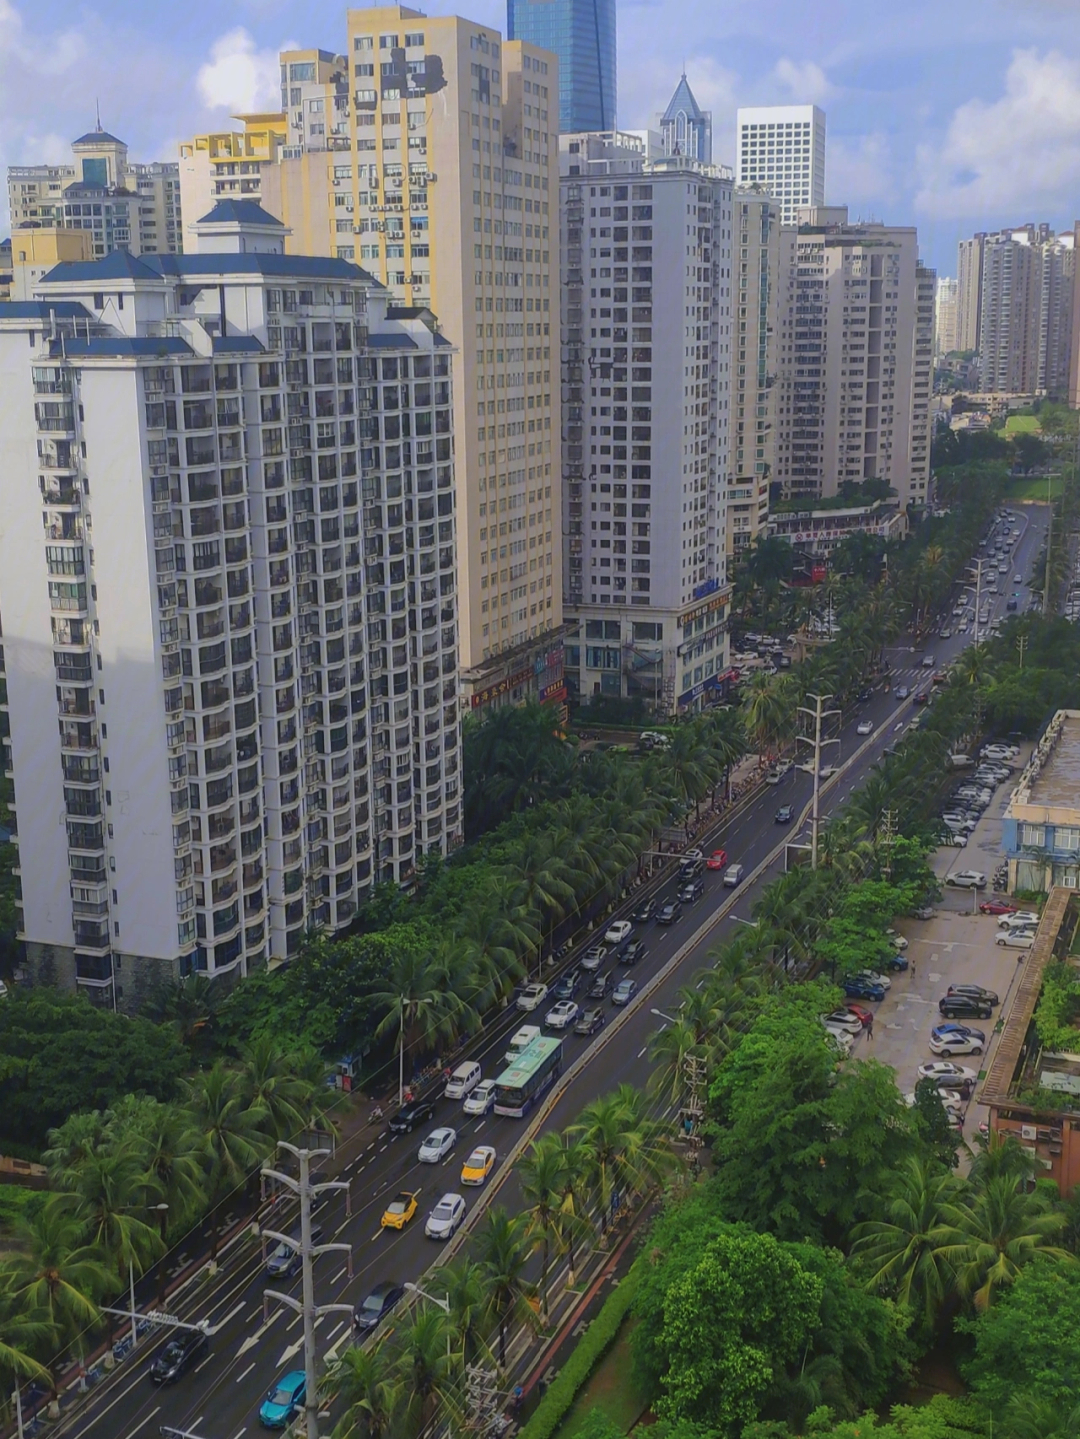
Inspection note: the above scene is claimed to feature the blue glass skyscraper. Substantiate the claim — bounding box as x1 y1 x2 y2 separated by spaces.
507 0 616 132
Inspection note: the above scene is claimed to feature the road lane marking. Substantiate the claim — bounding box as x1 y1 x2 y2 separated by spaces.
235 1361 256 1384
122 1408 160 1439
331 1266 346 1283
370 1230 382 1242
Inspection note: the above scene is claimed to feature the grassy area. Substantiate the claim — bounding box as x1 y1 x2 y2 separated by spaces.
1003 475 1063 501
1005 414 1042 434
551 1318 649 1439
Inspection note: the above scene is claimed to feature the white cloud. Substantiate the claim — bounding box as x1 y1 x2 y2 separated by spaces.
197 28 282 113
916 48 1080 219
773 57 832 105
828 132 894 207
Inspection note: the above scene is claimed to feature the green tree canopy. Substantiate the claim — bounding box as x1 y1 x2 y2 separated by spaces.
961 1259 1080 1411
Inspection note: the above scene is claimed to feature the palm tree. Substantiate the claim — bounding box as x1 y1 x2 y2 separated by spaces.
850 1157 960 1333
0 1278 54 1395
454 879 536 1006
41 1112 109 1181
938 1175 1075 1311
369 947 479 1100
473 1206 536 1367
324 1342 397 1439
647 1017 706 1108
51 1146 163 1290
568 1085 674 1241
391 1306 460 1436
501 831 576 973
183 1062 270 1256
441 1258 492 1365
238 1034 321 1144
1002 1394 1080 1439
742 672 795 761
663 724 718 821
517 1132 571 1320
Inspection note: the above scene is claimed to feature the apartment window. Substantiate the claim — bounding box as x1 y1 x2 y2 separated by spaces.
1056 827 1080 852
1021 824 1046 849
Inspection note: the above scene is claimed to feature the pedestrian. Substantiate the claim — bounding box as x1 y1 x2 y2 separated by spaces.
910 958 916 983
866 1015 874 1040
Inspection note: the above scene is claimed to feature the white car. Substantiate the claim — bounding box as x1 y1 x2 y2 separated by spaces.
941 831 968 848
929 1030 984 1057
418 1127 458 1163
545 999 580 1030
856 719 874 736
997 930 1035 949
604 920 632 946
516 982 549 1012
906 1088 964 1114
722 863 745 887
823 1026 854 1058
425 1193 466 1240
887 930 908 950
945 870 987 889
917 1061 977 1084
443 1062 482 1100
854 968 891 990
999 911 1039 929
821 1009 865 1035
462 1080 497 1116
765 761 793 784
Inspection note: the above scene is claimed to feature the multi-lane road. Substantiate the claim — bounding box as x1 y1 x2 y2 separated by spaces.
67 506 1047 1439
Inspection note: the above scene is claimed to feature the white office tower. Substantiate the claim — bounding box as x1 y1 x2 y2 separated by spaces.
736 106 825 226
0 200 462 1008
559 132 733 715
774 206 930 509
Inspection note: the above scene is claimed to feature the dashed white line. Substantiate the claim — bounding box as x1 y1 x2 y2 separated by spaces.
370 1230 382 1242
122 1409 160 1439
235 1361 256 1384
331 1266 346 1283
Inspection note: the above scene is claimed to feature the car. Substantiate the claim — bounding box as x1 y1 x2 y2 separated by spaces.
929 1028 984 1058
999 911 1039 929
819 764 839 778
587 971 613 999
945 870 987 889
822 1008 866 1035
619 941 647 966
545 999 580 1030
915 905 937 920
775 805 795 824
679 879 704 904
460 1144 497 1186
149 1329 209 1384
418 1127 457 1163
580 943 609 972
997 930 1035 948
857 688 873 703
259 1370 306 1429
856 719 874 736
932 672 948 686
1015 574 1023 584
388 1097 436 1135
353 1280 405 1333
912 691 930 706
574 1006 606 1036
381 1192 419 1230
552 969 582 1001
723 863 745 887
896 685 910 699
657 900 683 925
462 1079 497 1116
940 831 968 847
822 1024 855 1058
605 920 632 946
612 978 638 1006
265 1223 323 1279
922 654 936 667
881 952 909 972
425 1193 467 1240
631 899 656 924
887 930 908 950
939 628 952 639
843 976 886 1002
706 848 730 870
765 761 793 784
917 1061 977 1084
948 984 1000 1005
443 1062 482 1101
516 982 549 1011
939 995 993 1020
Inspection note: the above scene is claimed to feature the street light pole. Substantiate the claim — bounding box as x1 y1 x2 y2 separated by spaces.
397 996 433 1107
797 693 840 869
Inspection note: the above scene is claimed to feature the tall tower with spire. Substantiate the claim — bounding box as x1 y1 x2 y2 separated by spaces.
659 75 712 164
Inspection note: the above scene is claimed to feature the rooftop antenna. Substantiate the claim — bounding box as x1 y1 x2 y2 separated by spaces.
95 98 102 130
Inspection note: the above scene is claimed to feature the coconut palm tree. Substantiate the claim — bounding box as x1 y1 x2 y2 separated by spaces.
370 947 479 1098
51 1145 163 1290
647 1017 707 1108
473 1206 536 1367
324 1341 397 1439
238 1034 321 1144
662 724 718 821
938 1175 1075 1311
568 1085 674 1241
41 1112 110 1182
391 1306 460 1437
441 1258 492 1365
501 831 576 973
454 881 536 1008
0 1277 54 1395
517 1132 571 1320
183 1062 270 1257
742 672 795 761
1002 1394 1080 1439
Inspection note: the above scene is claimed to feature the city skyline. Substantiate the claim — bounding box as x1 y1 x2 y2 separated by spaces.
3 0 1080 274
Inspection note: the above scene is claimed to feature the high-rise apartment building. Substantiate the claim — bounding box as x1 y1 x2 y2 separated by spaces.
727 187 781 558
974 225 1075 396
956 234 984 354
507 0 616 133
773 206 931 510
179 114 290 248
659 75 712 164
559 131 733 714
7 125 182 258
913 264 936 490
934 275 959 356
736 105 825 226
0 201 462 1008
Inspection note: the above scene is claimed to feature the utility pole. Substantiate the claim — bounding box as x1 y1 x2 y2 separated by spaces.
797 693 840 868
679 1053 707 1147
967 559 984 645
261 1143 355 1439
464 1364 501 1433
880 809 897 879
1044 469 1054 616
1016 633 1028 671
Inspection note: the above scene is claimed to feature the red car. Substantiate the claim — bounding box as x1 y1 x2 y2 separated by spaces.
846 1003 874 1028
706 849 729 870
980 899 1017 915
912 691 930 705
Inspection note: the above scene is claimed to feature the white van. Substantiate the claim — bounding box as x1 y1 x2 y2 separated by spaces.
503 1025 541 1066
949 754 974 770
443 1061 482 1100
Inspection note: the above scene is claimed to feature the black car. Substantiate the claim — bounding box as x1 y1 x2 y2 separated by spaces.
573 1006 606 1036
947 984 1000 1006
388 1097 437 1134
631 898 656 924
857 688 872 703
774 805 794 824
552 968 582 1000
265 1222 323 1278
657 900 683 925
679 879 704 905
149 1329 209 1384
588 971 613 999
679 857 704 880
619 941 647 967
938 995 993 1020
353 1281 405 1333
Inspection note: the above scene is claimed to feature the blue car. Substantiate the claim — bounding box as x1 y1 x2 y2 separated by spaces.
843 977 886 1002
259 1370 305 1428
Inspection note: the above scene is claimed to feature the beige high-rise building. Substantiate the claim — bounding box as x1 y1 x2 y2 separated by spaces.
774 206 930 510
957 234 984 354
934 275 958 356
7 125 182 257
975 225 1075 396
728 187 781 559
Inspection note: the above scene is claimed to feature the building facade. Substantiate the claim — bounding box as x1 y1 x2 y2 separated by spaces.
7 125 182 259
507 0 616 133
558 132 733 714
1003 710 1080 893
735 105 825 226
934 275 958 356
956 234 984 354
767 497 907 555
773 207 931 511
0 201 462 1009
727 187 781 558
658 75 712 164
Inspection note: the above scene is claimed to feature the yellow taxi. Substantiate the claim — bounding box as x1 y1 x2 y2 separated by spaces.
380 1191 418 1230
460 1145 497 1186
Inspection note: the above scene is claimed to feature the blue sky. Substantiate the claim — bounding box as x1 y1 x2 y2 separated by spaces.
4 0 1080 274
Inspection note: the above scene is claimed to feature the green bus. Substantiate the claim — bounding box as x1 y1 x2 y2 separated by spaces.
494 1036 564 1118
